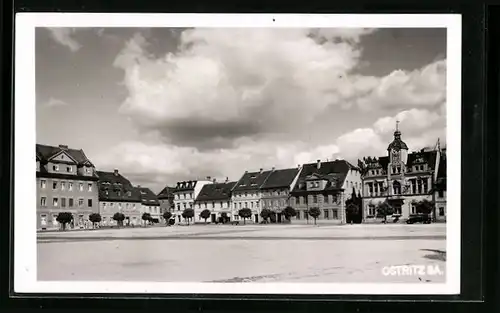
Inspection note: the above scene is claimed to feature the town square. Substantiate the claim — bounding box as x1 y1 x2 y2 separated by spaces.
38 223 446 283
32 25 450 285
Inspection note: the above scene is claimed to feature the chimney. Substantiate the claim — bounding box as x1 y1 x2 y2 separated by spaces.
317 160 321 169
114 169 119 176
259 168 263 173
213 178 216 183
206 176 211 181
298 164 301 169
272 167 275 171
58 144 68 149
137 185 141 188
225 177 229 183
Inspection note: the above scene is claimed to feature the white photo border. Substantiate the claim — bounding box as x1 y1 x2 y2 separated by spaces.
14 13 462 295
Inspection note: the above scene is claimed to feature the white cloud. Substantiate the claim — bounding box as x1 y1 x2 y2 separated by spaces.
353 60 446 111
45 97 68 107
47 28 82 52
103 28 447 190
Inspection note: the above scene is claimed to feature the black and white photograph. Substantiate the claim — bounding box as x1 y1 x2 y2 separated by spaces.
14 14 461 295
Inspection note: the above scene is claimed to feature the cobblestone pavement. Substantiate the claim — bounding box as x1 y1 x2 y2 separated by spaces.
37 223 447 283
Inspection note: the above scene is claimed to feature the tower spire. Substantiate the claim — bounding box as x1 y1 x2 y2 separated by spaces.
396 120 400 131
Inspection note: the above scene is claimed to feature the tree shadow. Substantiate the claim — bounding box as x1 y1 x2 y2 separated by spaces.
421 249 446 261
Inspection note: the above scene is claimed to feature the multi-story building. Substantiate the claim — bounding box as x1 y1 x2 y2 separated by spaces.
194 180 236 223
359 124 447 222
260 167 301 223
231 169 273 223
290 159 362 224
138 186 161 224
97 169 142 226
157 185 175 221
36 144 99 230
172 179 213 223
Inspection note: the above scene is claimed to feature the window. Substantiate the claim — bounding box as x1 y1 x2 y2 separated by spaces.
368 205 375 216
332 209 339 219
61 182 66 190
69 182 73 191
69 198 74 207
393 181 401 195
212 202 215 208
244 192 248 197
109 202 114 207
67 166 72 172
88 183 92 192
61 198 66 207
411 205 416 214
220 201 223 208
438 190 444 198
78 198 84 207
313 195 318 203
53 198 59 207
40 197 47 207
52 181 58 190
53 165 59 171
244 202 248 209
303 211 308 219
177 204 180 211
296 212 300 220
40 180 46 189
79 183 83 191
88 199 93 207
439 207 445 216
251 202 254 208
183 203 186 209
324 209 329 219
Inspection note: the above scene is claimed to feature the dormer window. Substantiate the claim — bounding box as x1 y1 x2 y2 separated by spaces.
67 166 72 173
53 165 59 171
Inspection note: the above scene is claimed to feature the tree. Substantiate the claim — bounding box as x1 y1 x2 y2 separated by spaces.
220 212 229 224
199 209 211 224
416 199 434 215
182 208 195 225
113 212 125 227
56 212 73 231
308 207 321 225
142 212 152 226
283 206 297 221
238 208 252 225
376 201 394 223
163 211 173 225
260 208 272 223
88 213 101 229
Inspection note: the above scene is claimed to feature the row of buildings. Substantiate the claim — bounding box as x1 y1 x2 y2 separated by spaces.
36 125 447 230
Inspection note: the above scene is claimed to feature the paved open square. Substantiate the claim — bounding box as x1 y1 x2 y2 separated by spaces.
38 223 446 283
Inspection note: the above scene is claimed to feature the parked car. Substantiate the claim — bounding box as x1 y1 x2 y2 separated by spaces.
406 214 432 224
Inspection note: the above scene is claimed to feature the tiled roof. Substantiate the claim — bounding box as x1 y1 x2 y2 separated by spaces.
138 187 160 206
232 170 273 192
195 181 237 202
260 168 299 189
174 181 198 192
292 160 353 192
157 186 176 199
36 144 94 166
364 150 441 171
96 170 141 202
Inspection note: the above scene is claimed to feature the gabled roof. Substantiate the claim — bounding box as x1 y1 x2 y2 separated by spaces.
232 170 273 192
157 186 176 199
96 170 141 202
36 144 94 167
260 168 299 189
292 160 354 192
195 181 237 202
138 187 160 206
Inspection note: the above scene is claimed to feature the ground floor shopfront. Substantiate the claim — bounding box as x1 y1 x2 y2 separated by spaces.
37 209 94 230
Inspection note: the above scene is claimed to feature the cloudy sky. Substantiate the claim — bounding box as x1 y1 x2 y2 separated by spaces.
36 27 447 192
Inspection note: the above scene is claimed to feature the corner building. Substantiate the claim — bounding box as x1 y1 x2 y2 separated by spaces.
36 144 99 230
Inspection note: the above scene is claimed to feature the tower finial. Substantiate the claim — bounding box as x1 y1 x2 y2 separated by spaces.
396 120 400 131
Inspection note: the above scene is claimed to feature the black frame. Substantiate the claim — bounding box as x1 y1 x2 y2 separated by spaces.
1 0 497 312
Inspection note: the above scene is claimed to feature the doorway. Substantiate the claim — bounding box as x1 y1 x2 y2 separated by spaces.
211 214 216 223
254 214 259 224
